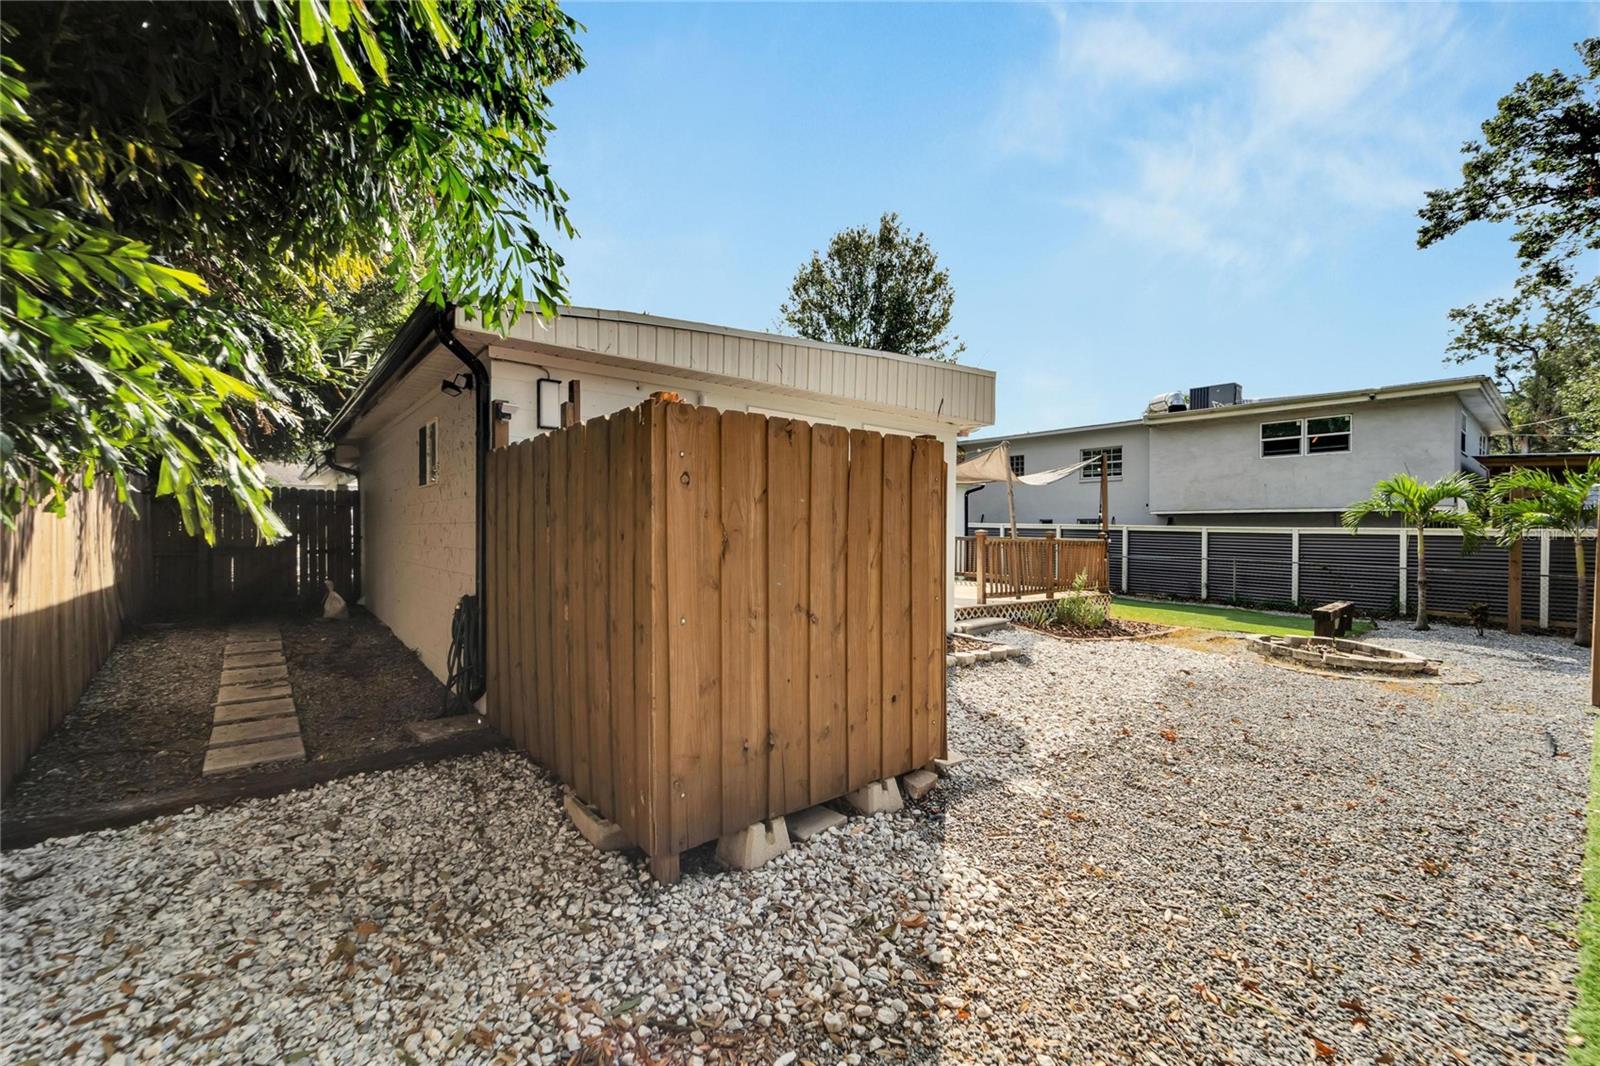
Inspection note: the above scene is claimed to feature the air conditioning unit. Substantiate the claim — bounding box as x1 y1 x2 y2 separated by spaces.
1188 382 1243 410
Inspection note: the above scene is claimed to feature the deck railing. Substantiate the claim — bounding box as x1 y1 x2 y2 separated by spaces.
955 531 1109 603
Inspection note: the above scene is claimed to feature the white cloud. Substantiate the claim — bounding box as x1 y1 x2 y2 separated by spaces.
995 3 1470 276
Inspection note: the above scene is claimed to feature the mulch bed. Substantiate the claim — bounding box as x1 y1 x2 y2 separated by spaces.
1017 616 1171 640
948 634 993 654
4 622 222 821
5 608 453 826
280 608 450 762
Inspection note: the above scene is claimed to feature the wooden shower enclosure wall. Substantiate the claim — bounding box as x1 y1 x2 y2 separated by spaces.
484 399 947 878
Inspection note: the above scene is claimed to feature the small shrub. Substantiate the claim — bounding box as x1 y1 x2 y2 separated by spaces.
1051 572 1107 628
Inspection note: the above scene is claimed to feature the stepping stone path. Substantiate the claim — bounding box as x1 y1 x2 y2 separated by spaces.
203 623 306 776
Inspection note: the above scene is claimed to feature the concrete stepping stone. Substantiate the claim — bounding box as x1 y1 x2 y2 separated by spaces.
216 680 292 705
212 697 297 724
211 715 301 747
222 651 284 670
219 663 289 685
203 735 306 775
787 805 847 842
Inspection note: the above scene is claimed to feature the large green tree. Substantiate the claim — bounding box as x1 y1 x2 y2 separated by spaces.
779 212 964 361
1489 460 1600 647
1 0 582 539
1419 38 1600 451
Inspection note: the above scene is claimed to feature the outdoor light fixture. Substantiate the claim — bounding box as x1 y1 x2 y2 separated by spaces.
536 376 562 429
440 372 473 397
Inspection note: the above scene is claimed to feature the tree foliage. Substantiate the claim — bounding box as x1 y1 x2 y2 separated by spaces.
1489 459 1599 646
1342 472 1484 630
1419 38 1600 450
779 212 964 361
1 0 583 540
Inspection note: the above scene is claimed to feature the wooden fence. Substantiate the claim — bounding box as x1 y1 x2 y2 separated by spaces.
485 399 947 880
955 532 1109 602
150 487 359 616
1 482 152 791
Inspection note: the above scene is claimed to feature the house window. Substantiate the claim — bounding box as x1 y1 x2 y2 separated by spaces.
417 419 439 486
1306 414 1351 454
1080 446 1124 479
1009 453 1026 476
1261 419 1303 457
1460 412 1469 454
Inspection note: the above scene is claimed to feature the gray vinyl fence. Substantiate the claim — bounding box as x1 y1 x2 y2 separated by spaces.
966 522 1594 629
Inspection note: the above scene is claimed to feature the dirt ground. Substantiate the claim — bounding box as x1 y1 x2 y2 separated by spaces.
4 623 222 819
279 610 450 762
5 609 450 820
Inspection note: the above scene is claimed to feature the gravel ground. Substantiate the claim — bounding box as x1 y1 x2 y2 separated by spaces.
1 623 1587 1064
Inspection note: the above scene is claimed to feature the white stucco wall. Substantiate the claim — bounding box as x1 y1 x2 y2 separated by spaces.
1146 394 1465 516
961 424 1151 530
359 384 477 680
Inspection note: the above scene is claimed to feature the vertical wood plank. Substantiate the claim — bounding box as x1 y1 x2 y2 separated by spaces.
531 433 553 765
719 410 769 833
568 422 592 800
880 434 913 780
550 426 573 785
767 417 812 816
808 424 849 804
642 401 672 858
587 417 615 818
845 429 883 792
516 440 536 756
484 449 503 731
910 437 940 768
608 412 639 841
665 403 723 849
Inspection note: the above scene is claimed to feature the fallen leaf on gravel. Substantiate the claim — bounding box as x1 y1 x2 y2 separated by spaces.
1159 727 1178 743
68 1006 118 1026
355 920 380 938
1312 1036 1336 1059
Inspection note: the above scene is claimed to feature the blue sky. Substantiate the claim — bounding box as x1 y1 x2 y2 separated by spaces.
544 2 1596 436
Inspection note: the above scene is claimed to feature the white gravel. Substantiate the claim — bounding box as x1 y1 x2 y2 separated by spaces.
2 622 1588 1063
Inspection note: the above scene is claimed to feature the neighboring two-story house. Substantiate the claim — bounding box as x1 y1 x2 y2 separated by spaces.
961 375 1509 529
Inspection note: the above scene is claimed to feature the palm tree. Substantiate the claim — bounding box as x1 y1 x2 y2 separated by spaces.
1342 473 1484 631
1489 459 1600 648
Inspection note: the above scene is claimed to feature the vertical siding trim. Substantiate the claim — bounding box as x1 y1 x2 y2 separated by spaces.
1540 533 1551 629
1397 529 1408 615
1120 526 1129 593
1199 529 1209 601
1290 529 1300 604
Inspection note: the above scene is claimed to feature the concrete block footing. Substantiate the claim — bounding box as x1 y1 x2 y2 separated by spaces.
787 805 847 842
844 777 904 815
929 750 969 777
716 818 791 870
900 768 938 801
564 794 628 852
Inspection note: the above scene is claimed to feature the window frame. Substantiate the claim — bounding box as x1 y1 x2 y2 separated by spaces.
418 418 439 487
1008 453 1026 477
1305 413 1352 455
1261 414 1352 458
1079 445 1124 480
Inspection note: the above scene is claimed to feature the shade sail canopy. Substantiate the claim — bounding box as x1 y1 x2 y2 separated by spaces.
955 444 1096 487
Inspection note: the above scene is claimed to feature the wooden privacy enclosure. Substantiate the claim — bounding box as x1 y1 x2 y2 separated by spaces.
1 482 152 791
150 487 359 616
484 399 947 878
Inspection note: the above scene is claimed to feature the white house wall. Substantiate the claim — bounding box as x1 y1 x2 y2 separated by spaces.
1146 395 1465 517
962 425 1152 529
359 383 478 681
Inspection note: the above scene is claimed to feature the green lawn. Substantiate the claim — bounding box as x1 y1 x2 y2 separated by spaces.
1110 596 1375 637
1574 727 1600 1064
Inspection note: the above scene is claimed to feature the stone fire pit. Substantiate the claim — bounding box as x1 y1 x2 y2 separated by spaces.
1247 634 1439 675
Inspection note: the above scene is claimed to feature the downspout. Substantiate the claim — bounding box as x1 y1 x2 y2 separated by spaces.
435 306 491 704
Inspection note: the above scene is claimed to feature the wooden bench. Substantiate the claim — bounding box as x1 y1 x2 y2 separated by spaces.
1311 600 1355 639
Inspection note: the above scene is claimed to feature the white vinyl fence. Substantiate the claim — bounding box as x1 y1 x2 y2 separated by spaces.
965 522 1594 629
